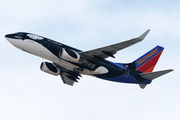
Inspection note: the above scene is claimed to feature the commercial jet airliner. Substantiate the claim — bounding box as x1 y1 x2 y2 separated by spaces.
5 29 173 89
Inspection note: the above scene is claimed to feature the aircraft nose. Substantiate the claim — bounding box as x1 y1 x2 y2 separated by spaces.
5 34 16 43
5 34 13 38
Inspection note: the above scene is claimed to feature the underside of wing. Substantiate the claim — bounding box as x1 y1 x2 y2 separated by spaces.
80 29 150 60
59 67 82 86
60 74 75 86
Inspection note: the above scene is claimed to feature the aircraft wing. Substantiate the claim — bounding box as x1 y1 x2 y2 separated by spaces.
59 67 81 86
80 29 150 60
60 73 75 86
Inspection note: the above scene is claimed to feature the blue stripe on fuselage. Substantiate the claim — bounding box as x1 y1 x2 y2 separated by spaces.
113 63 126 69
101 75 152 84
106 60 126 69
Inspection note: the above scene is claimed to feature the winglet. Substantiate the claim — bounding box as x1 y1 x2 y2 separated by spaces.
138 29 150 41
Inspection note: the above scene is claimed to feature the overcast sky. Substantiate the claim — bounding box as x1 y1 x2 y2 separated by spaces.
0 0 180 120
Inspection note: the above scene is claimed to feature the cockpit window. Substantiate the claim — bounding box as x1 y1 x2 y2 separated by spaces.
15 33 23 39
27 34 44 40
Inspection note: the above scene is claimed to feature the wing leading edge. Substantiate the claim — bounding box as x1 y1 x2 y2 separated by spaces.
80 29 150 60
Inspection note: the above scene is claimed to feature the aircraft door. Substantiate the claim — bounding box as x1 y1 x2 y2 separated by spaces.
124 68 130 78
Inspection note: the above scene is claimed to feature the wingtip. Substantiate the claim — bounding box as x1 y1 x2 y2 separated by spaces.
164 69 174 73
169 69 174 72
138 29 150 40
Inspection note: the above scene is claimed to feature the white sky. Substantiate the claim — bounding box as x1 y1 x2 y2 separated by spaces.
0 0 180 120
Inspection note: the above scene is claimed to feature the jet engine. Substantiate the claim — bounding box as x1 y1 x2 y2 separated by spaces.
59 48 80 63
40 62 60 76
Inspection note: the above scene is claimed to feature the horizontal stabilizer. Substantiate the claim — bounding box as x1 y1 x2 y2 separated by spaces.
139 69 173 80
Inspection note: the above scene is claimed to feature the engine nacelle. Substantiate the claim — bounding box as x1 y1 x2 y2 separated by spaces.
59 48 80 63
40 62 60 76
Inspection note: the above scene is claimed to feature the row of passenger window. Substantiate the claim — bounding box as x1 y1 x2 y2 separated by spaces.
98 61 122 71
42 40 60 48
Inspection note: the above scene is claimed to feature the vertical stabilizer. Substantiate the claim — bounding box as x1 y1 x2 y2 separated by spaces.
135 46 164 73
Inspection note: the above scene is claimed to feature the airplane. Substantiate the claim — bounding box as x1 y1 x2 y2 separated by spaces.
5 29 173 89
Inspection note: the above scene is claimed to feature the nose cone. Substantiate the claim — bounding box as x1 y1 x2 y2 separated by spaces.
5 34 13 43
5 34 15 42
5 34 12 42
5 33 24 49
5 34 14 39
5 33 19 46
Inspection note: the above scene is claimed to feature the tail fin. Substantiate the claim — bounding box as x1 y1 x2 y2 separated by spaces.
123 45 173 89
135 46 164 73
